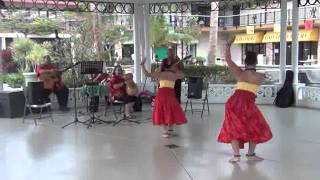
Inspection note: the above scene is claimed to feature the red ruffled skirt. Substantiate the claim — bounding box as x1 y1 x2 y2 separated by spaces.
218 90 273 148
153 88 187 126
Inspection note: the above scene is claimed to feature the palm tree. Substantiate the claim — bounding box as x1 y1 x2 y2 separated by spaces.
207 2 219 65
92 12 103 61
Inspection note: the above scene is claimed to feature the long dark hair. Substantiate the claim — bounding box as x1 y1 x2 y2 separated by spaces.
161 58 172 72
244 51 257 66
112 65 123 75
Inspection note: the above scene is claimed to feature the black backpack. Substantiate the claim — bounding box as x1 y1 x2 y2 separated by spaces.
274 70 295 108
133 96 142 112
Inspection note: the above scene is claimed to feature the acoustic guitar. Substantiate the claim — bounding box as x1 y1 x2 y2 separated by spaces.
38 70 61 90
38 63 78 90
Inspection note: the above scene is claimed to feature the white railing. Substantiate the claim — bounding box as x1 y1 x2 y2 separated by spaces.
48 84 320 110
219 5 320 27
298 86 320 108
181 83 278 105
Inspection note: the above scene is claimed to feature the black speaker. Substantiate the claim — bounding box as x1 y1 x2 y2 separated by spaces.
27 81 45 105
0 91 25 118
187 77 203 99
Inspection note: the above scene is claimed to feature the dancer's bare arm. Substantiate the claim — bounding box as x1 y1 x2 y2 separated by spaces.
225 38 242 79
140 58 160 79
175 70 184 80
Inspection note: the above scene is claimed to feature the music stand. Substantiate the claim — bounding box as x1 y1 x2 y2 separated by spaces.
80 61 113 128
62 62 87 128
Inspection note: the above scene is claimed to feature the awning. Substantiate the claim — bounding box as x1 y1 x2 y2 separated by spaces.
233 33 264 44
262 29 319 43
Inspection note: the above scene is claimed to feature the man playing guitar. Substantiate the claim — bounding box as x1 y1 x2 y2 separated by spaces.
160 46 184 103
36 55 69 111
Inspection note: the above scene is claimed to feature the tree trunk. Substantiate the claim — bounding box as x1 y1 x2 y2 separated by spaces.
207 2 219 65
106 48 112 64
92 12 103 61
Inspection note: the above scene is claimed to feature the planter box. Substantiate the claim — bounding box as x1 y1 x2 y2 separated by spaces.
23 72 38 87
0 90 25 118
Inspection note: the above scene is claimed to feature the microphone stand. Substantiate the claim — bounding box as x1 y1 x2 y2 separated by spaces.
62 62 86 128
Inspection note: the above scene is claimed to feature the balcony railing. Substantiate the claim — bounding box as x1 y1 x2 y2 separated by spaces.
218 5 320 28
150 5 320 29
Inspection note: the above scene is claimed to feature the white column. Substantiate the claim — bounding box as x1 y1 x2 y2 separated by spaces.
291 0 299 85
280 0 288 84
0 51 3 90
1 37 6 50
140 4 146 83
143 3 151 83
133 4 142 84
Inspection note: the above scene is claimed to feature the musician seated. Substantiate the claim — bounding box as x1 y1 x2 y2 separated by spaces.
108 65 126 102
91 73 110 85
36 55 70 111
123 73 138 118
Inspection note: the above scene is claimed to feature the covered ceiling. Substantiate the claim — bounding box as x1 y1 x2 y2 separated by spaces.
0 0 316 14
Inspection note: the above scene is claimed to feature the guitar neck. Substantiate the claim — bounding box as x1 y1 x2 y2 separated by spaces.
60 62 81 73
172 55 192 66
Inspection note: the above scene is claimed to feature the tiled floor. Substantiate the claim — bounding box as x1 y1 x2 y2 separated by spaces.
0 104 319 180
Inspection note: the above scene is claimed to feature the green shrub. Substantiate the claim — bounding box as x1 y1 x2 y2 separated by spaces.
194 56 206 62
62 71 90 88
151 64 235 84
2 73 24 88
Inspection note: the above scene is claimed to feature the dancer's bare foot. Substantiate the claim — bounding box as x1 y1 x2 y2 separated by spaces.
229 155 241 163
162 132 170 138
246 153 264 161
162 127 170 138
167 129 177 136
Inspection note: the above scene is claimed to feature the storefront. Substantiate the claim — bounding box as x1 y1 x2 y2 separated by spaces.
262 29 319 65
233 32 266 64
231 29 319 66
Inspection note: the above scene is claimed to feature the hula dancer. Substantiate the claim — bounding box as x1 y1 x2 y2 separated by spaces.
140 58 187 138
218 38 273 163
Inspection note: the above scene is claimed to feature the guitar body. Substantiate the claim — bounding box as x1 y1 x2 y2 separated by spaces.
37 62 79 91
38 71 60 90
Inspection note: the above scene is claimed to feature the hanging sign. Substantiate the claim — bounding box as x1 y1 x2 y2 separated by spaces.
246 26 255 34
273 24 281 33
304 20 314 31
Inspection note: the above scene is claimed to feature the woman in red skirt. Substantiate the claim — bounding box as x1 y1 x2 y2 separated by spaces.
140 58 187 138
218 39 273 163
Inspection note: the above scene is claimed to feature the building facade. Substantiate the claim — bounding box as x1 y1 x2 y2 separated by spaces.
214 2 320 67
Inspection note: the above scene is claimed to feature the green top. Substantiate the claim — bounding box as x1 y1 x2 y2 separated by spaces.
155 46 168 61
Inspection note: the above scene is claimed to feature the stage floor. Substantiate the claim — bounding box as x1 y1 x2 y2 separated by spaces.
0 104 319 180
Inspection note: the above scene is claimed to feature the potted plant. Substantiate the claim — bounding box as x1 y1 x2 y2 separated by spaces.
11 38 36 85
12 38 49 86
25 43 49 71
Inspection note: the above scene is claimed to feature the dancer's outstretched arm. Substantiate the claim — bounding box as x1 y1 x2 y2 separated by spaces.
225 38 242 79
140 58 160 79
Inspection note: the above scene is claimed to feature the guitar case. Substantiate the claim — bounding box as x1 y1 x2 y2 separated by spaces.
274 70 295 108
